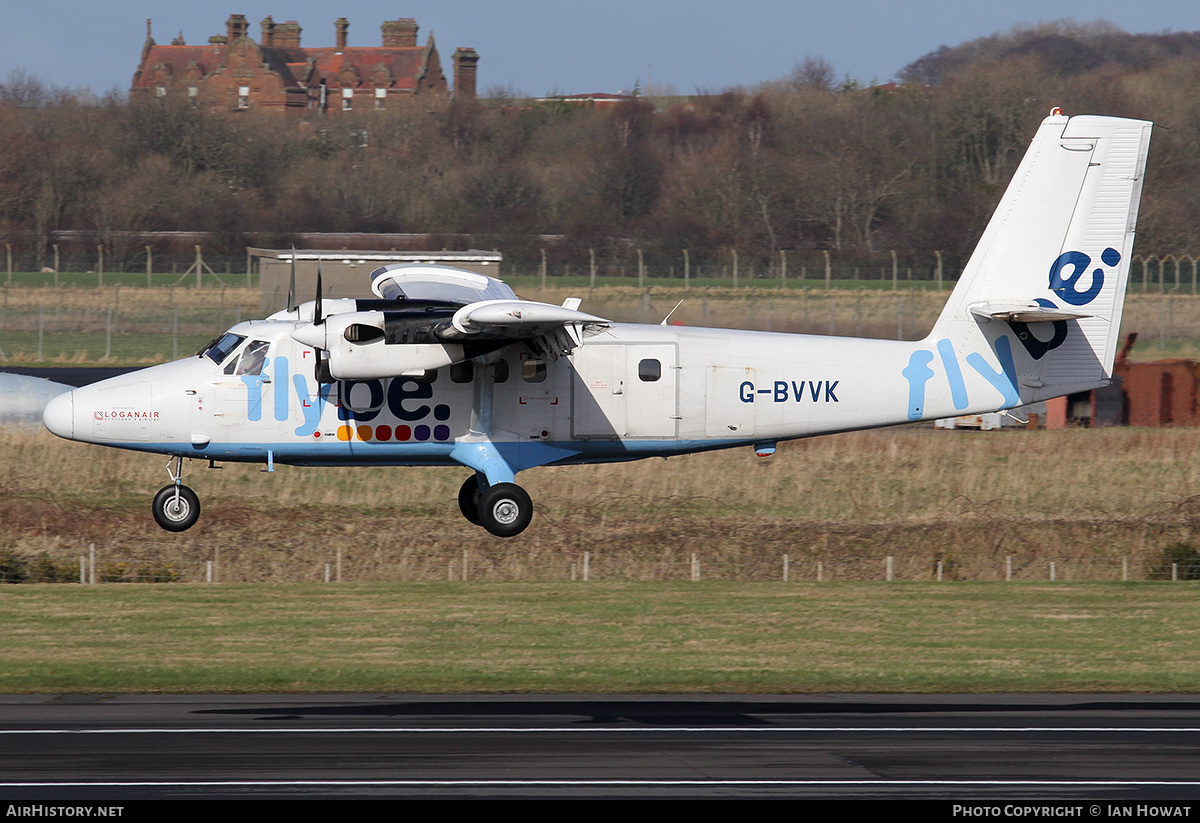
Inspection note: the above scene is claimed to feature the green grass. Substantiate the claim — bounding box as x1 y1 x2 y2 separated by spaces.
0 581 1196 693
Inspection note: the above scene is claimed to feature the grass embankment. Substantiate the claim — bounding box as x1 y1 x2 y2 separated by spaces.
0 581 1195 693
4 426 1200 582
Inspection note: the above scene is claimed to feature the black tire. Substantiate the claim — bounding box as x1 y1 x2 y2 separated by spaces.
152 485 201 532
477 483 533 538
458 474 482 524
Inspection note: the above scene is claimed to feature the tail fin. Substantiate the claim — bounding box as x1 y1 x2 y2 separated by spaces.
930 111 1152 403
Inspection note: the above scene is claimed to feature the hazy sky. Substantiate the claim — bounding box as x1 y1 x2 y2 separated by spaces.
4 1 1200 98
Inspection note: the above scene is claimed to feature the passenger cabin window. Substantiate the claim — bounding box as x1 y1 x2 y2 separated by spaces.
493 359 509 383
450 362 474 383
638 359 662 382
522 358 547 383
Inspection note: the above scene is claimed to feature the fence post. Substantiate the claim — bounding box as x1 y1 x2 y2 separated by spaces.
540 248 547 289
1050 561 1056 582
583 551 589 582
732 248 738 288
817 561 823 582
89 543 95 585
823 250 830 288
638 248 644 288
935 250 942 289
780 249 787 289
589 249 596 289
146 245 153 287
783 553 789 582
337 546 343 582
1006 556 1012 581
683 248 689 289
97 245 104 288
886 555 894 581
891 250 898 291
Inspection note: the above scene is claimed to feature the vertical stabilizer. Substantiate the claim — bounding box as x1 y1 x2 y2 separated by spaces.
930 111 1152 403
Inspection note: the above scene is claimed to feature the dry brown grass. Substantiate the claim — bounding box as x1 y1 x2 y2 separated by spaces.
5 426 1200 582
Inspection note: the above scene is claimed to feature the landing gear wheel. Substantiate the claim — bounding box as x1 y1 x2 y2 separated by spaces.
152 485 201 532
477 483 533 538
458 475 482 524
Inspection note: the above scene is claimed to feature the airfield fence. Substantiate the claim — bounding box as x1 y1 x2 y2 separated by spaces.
6 279 1200 364
4 543 1195 584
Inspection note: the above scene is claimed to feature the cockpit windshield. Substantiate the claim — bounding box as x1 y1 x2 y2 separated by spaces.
199 332 246 365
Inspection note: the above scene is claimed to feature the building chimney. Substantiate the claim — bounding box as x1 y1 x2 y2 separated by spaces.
336 18 349 51
226 14 248 43
275 20 301 49
381 18 418 48
260 16 275 47
453 47 479 100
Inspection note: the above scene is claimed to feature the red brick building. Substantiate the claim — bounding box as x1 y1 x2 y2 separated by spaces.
131 14 479 114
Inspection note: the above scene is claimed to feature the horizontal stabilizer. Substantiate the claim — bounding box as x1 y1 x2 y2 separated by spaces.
969 302 1093 323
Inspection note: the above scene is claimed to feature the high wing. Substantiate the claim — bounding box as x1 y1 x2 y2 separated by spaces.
289 264 610 379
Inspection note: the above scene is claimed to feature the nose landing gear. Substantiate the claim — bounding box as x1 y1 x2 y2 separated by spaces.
152 455 201 532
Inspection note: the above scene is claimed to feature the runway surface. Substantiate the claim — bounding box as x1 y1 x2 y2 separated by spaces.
1 694 1200 800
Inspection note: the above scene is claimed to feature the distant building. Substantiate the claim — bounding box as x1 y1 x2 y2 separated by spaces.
131 14 479 114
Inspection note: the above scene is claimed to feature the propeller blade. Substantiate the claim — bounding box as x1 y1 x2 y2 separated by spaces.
313 260 327 383
286 248 297 314
314 261 324 326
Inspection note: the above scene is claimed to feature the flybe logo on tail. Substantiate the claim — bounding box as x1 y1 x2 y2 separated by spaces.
1049 247 1120 306
1013 247 1120 361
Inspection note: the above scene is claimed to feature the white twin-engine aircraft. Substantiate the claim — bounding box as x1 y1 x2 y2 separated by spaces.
43 111 1152 537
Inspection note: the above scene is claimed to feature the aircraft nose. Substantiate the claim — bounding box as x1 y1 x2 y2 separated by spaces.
42 390 74 439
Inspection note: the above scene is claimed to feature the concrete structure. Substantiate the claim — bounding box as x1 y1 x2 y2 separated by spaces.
132 14 479 115
251 248 503 309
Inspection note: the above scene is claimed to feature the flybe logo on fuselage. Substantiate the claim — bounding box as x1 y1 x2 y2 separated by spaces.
239 356 452 441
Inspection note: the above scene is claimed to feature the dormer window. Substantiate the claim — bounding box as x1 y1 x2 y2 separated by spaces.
342 87 353 111
375 87 386 110
237 86 249 109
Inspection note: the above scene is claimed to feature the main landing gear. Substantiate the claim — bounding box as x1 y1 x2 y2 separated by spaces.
458 475 533 538
152 455 201 532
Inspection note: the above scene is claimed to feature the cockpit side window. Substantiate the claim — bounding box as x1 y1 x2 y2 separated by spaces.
201 333 246 365
235 340 270 376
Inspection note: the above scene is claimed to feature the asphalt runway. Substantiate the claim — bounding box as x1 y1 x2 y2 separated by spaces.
2 694 1200 800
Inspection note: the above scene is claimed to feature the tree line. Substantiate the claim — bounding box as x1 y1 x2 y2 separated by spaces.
0 21 1197 275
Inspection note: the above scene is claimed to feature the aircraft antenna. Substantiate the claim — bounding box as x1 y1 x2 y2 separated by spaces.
660 299 685 326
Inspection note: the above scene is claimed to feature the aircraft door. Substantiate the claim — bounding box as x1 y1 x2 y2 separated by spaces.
572 343 678 438
212 339 273 427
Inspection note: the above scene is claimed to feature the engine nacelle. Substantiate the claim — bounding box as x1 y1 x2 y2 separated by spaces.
291 311 466 379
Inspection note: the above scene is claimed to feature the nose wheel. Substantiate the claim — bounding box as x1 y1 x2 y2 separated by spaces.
457 476 533 538
152 484 200 532
152 455 201 532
